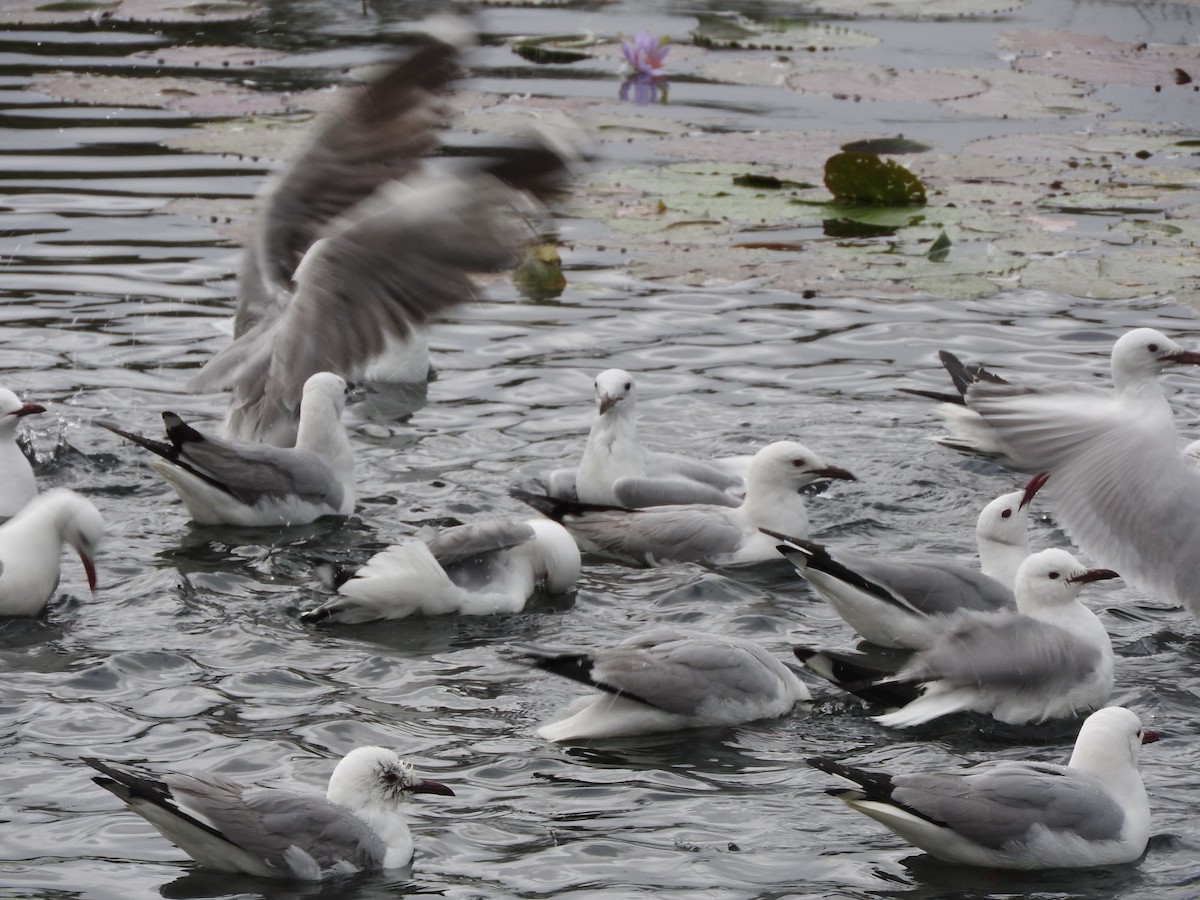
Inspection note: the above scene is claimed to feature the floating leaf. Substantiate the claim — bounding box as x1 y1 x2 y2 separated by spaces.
841 137 932 155
804 0 1027 18
732 173 815 190
513 244 567 300
926 229 952 261
824 152 927 205
823 218 899 238
510 33 598 66
691 14 878 52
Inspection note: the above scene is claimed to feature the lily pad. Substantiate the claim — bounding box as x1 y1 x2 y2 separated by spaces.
842 137 933 155
2 0 257 23
1001 31 1200 88
510 33 599 66
803 0 1027 18
691 14 878 52
926 229 952 261
825 152 927 205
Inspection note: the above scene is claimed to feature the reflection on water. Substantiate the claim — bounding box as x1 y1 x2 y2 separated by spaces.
0 1 1197 898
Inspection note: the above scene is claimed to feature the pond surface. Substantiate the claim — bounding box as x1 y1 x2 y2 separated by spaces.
1 1 1199 898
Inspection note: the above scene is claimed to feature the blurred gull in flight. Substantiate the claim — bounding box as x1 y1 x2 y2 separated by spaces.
795 548 1117 727
515 440 855 567
766 474 1047 649
99 372 354 527
301 517 580 624
520 627 810 741
809 706 1156 869
190 23 579 445
85 747 454 880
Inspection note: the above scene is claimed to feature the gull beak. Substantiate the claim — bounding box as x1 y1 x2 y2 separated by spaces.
1141 729 1160 745
598 394 619 414
1067 567 1119 585
14 402 46 418
1166 349 1200 366
79 551 98 595
1019 472 1050 510
412 778 455 797
812 466 856 482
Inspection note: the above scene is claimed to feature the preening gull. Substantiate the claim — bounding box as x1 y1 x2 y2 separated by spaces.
301 517 580 624
0 488 103 616
795 548 1117 727
963 328 1200 620
551 368 747 507
766 473 1046 649
515 441 855 567
99 372 354 527
809 706 1157 869
190 26 579 446
520 627 810 741
85 747 454 880
0 387 45 522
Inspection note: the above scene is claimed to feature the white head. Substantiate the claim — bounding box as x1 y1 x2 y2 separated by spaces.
594 369 636 416
1068 706 1158 774
745 441 856 495
29 489 104 594
300 373 350 418
527 518 581 593
326 747 454 811
0 388 45 436
1013 547 1118 613
976 472 1046 547
1110 328 1200 394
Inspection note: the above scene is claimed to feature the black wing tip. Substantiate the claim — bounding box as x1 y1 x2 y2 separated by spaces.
509 487 632 521
162 412 206 446
807 757 895 800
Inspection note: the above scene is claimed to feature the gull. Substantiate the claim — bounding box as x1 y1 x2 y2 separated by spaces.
514 441 856 567
962 328 1200 619
795 548 1118 727
902 349 1013 458
766 473 1047 649
85 747 454 880
809 706 1157 869
300 517 580 624
98 372 354 527
189 25 578 446
0 488 103 616
550 368 748 507
519 627 810 741
0 387 46 522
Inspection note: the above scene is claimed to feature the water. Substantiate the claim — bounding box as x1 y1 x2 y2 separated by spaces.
1 1 1199 897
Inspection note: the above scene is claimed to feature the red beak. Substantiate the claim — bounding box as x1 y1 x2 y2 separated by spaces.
13 403 45 419
1019 472 1049 510
1141 729 1160 745
412 778 455 797
813 466 856 482
79 552 98 594
1067 567 1119 585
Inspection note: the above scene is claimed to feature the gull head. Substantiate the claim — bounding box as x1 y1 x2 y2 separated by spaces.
300 372 350 420
976 472 1047 547
1015 547 1118 610
747 441 856 494
594 369 635 415
51 490 104 594
1068 706 1158 774
327 747 454 811
0 388 45 435
1111 328 1200 392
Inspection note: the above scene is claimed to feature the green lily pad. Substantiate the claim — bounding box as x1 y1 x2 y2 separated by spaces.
691 14 879 52
926 229 952 261
804 0 1026 18
825 152 927 205
842 137 933 155
510 33 599 66
513 244 567 300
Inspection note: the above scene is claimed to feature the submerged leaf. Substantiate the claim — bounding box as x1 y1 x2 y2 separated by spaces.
926 229 952 261
824 152 927 205
691 14 878 51
841 137 932 155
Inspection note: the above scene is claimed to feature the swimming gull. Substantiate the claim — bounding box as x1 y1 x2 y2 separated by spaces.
515 441 855 566
301 517 580 624
551 368 747 507
765 473 1047 649
190 26 579 445
520 626 811 741
98 372 354 527
0 387 45 522
809 705 1156 869
0 488 103 616
963 328 1200 620
85 747 454 880
795 548 1117 727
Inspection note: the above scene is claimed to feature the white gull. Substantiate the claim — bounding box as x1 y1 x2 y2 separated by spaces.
300 517 580 624
0 387 45 522
85 747 454 880
809 706 1156 869
0 488 103 616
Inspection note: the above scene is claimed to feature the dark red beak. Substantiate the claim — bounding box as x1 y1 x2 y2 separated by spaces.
1141 729 1160 745
1166 349 1200 366
79 552 98 594
813 466 856 482
1067 567 1119 585
13 402 45 419
412 778 455 797
1019 472 1049 510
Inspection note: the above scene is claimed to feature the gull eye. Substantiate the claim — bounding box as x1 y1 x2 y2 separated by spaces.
382 771 400 785
1148 343 1159 353
1000 508 1012 519
791 459 807 468
624 382 632 391
1048 571 1061 580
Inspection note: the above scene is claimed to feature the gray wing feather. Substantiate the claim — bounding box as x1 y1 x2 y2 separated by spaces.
646 451 743 491
613 476 740 508
892 763 1125 848
167 778 385 872
834 549 1015 616
175 439 340 506
424 520 536 565
901 614 1100 689
564 506 744 564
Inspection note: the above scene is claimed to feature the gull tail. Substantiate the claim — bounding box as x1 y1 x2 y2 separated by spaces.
793 647 918 708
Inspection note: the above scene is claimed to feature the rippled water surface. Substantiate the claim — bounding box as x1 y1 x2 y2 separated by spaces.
2 1 1199 898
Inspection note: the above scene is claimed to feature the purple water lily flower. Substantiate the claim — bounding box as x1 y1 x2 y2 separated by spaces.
620 32 670 77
